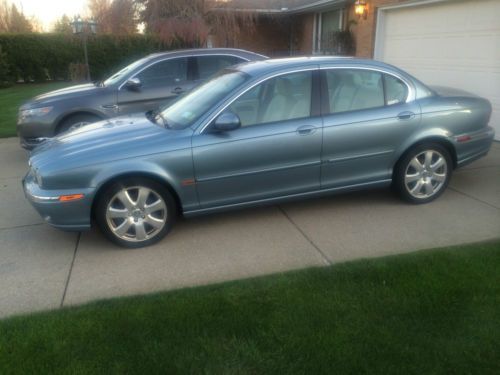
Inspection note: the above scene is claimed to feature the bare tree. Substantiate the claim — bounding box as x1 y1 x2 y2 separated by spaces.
88 0 138 34
135 0 258 47
52 14 73 34
0 0 9 32
0 2 33 33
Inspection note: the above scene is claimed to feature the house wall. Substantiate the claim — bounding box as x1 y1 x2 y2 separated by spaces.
211 16 292 57
348 0 413 58
211 0 416 58
293 14 314 54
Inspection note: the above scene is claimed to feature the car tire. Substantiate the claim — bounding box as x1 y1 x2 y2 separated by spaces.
58 114 101 134
95 177 177 248
394 143 452 204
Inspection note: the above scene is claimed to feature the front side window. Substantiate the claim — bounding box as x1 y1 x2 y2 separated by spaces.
136 58 188 87
160 70 249 129
103 57 151 86
197 55 245 80
325 69 384 114
229 71 312 127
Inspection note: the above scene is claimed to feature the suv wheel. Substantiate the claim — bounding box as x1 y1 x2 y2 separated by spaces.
58 114 100 134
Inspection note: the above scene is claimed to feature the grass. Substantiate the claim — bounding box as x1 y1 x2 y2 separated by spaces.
0 82 71 138
1 242 499 374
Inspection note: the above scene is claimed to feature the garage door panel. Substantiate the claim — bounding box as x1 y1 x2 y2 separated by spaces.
376 0 500 140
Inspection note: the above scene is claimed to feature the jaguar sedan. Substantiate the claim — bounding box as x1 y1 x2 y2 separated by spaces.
24 57 495 248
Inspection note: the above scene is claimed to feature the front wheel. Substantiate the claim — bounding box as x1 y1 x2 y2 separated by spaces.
95 178 177 248
58 114 100 134
394 143 452 204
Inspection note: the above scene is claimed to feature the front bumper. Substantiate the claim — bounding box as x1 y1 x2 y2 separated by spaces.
23 172 95 231
17 116 57 150
20 136 49 150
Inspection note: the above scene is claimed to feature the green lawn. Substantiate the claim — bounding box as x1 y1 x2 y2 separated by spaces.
0 82 71 138
1 242 499 374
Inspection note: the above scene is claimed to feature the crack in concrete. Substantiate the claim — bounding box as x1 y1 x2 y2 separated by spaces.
60 232 81 308
277 205 332 266
0 222 44 231
448 187 500 210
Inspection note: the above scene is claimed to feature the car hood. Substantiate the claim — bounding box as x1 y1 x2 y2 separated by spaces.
21 83 104 108
30 113 191 172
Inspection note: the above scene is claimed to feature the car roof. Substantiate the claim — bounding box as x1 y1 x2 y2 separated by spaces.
146 48 268 62
234 56 408 77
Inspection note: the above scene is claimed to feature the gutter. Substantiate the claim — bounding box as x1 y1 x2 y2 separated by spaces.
210 0 349 15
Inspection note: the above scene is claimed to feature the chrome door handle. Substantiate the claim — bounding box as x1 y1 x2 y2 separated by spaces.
296 125 317 135
171 87 184 95
397 111 415 120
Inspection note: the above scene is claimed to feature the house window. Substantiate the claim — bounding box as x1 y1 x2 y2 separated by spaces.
313 9 344 54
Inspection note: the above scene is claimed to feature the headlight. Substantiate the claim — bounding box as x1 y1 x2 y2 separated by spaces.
19 106 53 119
31 167 43 186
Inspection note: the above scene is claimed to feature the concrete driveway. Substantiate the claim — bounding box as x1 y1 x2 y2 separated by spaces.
1 137 499 318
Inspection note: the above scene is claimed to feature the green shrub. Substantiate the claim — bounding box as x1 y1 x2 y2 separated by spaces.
0 33 179 83
0 45 13 87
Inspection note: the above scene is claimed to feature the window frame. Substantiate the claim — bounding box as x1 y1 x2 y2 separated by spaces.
313 9 344 54
319 67 414 116
198 68 321 134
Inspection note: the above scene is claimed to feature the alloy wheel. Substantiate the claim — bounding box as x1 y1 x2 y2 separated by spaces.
105 186 167 242
404 150 448 199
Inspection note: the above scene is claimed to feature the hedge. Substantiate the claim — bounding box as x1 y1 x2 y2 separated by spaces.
0 33 186 84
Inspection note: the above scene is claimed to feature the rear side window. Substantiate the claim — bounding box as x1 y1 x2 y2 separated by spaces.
384 74 408 105
196 55 245 80
325 69 384 114
136 58 188 87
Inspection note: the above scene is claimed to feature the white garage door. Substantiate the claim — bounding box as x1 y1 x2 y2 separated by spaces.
374 0 500 140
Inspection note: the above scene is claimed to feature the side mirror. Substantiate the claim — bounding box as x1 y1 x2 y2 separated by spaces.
125 77 142 91
213 112 241 132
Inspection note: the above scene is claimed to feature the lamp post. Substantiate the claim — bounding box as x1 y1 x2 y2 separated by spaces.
71 17 97 82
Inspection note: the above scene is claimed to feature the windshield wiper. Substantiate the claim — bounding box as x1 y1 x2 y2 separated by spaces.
147 109 170 128
156 111 170 129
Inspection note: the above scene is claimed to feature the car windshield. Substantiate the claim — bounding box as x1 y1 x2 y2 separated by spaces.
160 70 250 129
102 57 151 86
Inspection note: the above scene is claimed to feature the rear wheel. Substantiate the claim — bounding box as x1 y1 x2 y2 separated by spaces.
95 178 177 248
394 143 452 204
58 113 100 134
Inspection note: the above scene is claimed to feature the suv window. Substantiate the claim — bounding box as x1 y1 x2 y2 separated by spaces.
384 74 408 105
229 71 312 127
136 58 188 87
197 55 245 80
325 69 384 113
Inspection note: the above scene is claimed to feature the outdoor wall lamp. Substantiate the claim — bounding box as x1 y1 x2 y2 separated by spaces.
354 0 368 20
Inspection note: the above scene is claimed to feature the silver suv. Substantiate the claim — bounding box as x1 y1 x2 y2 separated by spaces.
17 48 266 149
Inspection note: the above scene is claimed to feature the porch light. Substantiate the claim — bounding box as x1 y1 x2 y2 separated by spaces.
354 0 368 20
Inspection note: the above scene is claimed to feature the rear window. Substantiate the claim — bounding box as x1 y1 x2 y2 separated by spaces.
196 55 246 80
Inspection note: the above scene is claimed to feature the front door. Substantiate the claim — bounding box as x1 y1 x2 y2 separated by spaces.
192 69 323 208
117 57 196 115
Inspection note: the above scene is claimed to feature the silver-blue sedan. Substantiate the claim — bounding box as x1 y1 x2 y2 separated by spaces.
24 57 495 248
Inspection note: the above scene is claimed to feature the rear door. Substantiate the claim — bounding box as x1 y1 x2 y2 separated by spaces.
320 67 421 188
116 57 196 114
